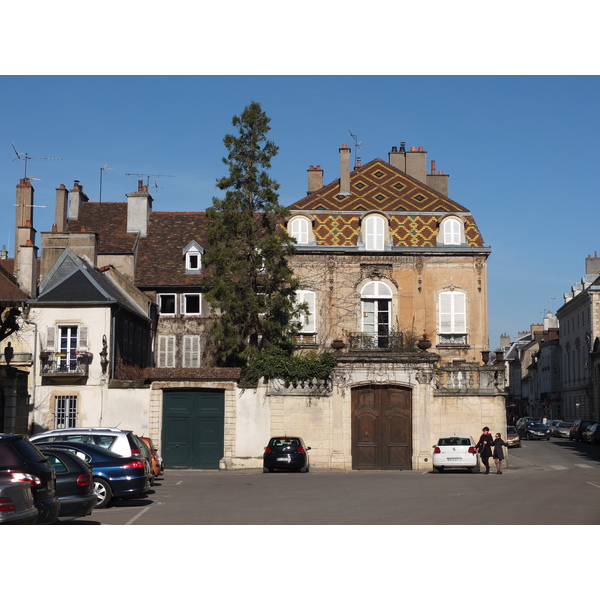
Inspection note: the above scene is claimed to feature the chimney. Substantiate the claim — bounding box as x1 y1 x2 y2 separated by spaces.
14 179 36 283
126 179 153 237
426 159 450 196
388 144 406 171
0 245 7 260
405 146 427 182
17 238 38 298
68 180 89 221
55 184 68 232
307 165 323 194
585 251 600 275
339 144 351 196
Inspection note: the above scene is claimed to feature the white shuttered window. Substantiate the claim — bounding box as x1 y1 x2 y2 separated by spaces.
295 290 316 333
157 335 176 367
183 335 201 368
439 291 466 333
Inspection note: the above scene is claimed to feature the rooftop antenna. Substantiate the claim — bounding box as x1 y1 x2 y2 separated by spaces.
12 145 62 179
126 172 175 187
348 130 367 168
99 164 114 203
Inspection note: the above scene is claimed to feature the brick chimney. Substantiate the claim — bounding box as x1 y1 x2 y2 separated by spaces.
126 179 153 237
307 165 323 194
68 180 89 220
55 184 68 232
339 144 351 196
14 178 37 289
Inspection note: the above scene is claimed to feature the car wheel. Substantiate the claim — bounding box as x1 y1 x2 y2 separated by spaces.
435 466 444 473
93 477 113 509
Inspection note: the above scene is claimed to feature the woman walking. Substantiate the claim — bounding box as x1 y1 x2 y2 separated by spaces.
476 427 494 474
492 432 509 474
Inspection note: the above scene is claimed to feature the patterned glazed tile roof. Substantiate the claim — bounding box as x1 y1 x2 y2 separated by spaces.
287 158 484 247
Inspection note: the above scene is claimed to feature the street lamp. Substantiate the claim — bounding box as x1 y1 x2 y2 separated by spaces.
99 335 108 375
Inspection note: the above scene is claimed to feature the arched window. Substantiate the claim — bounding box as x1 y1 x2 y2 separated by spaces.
364 214 386 250
439 290 467 345
360 281 392 348
439 217 464 246
290 216 311 245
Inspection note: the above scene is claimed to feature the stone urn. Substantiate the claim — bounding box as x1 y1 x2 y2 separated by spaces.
417 334 432 352
331 339 346 352
481 350 490 365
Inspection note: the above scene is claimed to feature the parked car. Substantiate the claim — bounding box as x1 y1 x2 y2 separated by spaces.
519 422 551 440
432 435 480 473
545 420 560 435
0 481 39 525
40 448 98 521
263 436 311 473
552 421 573 438
569 419 598 441
582 423 600 445
506 426 521 448
138 436 163 478
132 434 155 485
30 427 144 459
0 433 60 524
34 441 150 508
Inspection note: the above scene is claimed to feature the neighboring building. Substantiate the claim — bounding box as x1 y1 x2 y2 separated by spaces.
5 142 507 471
556 254 600 421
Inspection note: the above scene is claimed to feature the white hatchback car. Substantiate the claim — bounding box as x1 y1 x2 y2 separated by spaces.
432 435 480 473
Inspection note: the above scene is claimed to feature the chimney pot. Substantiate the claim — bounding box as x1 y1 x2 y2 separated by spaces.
410 146 416 151
26 239 33 246
431 160 436 174
418 146 424 152
52 224 57 232
399 142 406 152
391 146 398 152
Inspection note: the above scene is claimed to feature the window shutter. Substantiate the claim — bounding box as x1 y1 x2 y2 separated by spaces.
296 291 316 332
444 219 461 245
78 326 88 350
157 335 176 368
365 215 385 251
46 326 56 350
291 218 309 244
439 291 466 333
183 335 201 368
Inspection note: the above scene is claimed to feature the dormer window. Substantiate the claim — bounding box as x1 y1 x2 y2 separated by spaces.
438 216 466 246
183 241 204 274
359 213 391 251
288 215 316 245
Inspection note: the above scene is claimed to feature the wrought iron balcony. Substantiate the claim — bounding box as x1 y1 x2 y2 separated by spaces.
348 332 410 352
40 350 91 377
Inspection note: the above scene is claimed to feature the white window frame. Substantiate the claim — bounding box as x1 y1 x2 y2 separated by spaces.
182 335 201 368
158 293 177 316
442 217 463 245
186 251 201 272
290 217 310 245
295 290 316 333
181 293 201 316
364 214 386 251
439 290 467 344
157 335 176 367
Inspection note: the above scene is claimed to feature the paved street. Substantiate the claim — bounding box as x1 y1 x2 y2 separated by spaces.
61 437 600 526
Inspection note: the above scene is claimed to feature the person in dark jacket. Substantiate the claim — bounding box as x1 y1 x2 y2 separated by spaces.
476 427 494 474
492 432 509 474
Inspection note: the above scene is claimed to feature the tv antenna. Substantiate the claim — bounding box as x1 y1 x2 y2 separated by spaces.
99 164 114 203
12 145 62 178
348 130 367 168
126 172 175 187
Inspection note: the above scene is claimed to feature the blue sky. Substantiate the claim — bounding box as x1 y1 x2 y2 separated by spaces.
1 75 599 349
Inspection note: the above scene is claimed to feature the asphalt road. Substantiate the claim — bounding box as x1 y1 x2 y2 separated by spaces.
62 436 600 525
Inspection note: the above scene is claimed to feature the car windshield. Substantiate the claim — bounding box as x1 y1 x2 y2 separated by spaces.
559 422 571 427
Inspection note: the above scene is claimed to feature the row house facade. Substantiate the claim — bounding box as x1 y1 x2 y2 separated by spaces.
1 141 507 471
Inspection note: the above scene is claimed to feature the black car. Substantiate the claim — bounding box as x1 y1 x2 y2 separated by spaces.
519 421 551 440
0 433 61 524
40 448 98 521
569 419 598 441
263 436 311 473
34 441 150 508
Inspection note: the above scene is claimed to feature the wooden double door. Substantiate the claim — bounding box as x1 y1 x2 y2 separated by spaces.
351 385 412 470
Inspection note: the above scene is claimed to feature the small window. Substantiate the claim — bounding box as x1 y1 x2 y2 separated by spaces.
183 335 201 368
440 217 464 246
158 294 176 315
182 293 201 315
290 217 310 245
54 395 77 429
186 251 201 271
157 335 176 367
364 214 386 251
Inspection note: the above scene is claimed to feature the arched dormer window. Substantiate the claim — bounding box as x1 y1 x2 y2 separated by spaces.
288 215 315 245
360 213 390 251
183 241 204 274
438 216 466 246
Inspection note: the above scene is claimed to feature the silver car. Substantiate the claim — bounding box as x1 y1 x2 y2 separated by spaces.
552 421 572 438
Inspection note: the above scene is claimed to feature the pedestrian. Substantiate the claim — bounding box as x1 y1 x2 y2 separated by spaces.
492 432 508 474
476 426 494 474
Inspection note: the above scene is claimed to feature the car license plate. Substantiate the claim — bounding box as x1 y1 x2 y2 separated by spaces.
447 457 461 461
276 457 291 462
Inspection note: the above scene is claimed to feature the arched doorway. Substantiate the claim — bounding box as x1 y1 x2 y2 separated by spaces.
351 384 412 470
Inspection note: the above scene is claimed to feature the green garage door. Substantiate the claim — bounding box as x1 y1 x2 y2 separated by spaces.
162 389 225 469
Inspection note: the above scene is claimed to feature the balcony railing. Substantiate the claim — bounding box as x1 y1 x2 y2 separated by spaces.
348 332 409 352
40 350 91 377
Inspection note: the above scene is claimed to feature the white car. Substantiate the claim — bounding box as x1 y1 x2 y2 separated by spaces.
432 435 480 473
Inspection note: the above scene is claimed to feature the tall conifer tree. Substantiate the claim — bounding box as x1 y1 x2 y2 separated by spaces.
204 101 303 368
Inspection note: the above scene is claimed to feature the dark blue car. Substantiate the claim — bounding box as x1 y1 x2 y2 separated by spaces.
34 441 150 508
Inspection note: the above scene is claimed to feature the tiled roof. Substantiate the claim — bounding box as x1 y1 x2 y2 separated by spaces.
288 158 485 247
136 212 210 288
0 262 28 302
68 202 139 253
